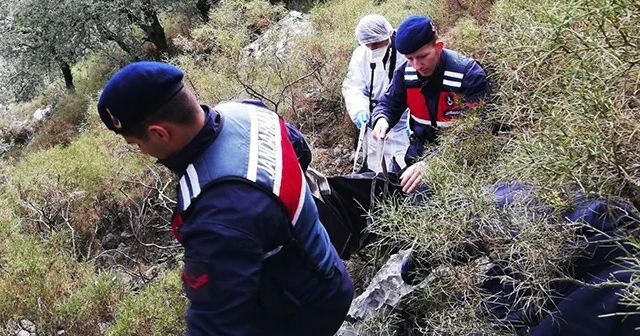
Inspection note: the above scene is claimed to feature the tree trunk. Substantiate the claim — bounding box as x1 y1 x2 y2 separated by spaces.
98 25 133 56
196 0 211 23
59 60 74 90
140 0 168 57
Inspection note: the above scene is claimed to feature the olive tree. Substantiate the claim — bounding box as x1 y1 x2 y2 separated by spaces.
0 0 200 101
0 0 100 99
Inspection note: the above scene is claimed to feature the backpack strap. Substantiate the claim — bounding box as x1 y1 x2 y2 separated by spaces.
386 32 398 82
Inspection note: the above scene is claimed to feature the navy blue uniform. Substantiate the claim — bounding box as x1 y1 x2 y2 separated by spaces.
162 101 353 336
372 49 489 164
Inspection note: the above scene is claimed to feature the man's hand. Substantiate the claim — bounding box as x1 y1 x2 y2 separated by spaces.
400 161 425 194
371 118 389 140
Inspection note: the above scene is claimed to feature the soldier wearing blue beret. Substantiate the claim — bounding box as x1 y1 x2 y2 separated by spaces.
370 15 490 194
97 61 354 336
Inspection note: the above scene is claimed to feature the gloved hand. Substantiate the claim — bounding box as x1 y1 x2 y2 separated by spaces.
355 111 370 130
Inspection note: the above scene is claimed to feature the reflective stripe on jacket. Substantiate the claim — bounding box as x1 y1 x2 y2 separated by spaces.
175 100 336 277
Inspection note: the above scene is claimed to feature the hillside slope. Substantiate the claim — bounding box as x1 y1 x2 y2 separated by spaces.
0 0 638 334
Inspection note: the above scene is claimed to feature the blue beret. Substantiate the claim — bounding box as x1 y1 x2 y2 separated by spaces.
395 15 436 55
97 61 184 133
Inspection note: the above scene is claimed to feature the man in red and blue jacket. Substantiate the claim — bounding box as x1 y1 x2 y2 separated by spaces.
97 62 353 336
371 15 490 193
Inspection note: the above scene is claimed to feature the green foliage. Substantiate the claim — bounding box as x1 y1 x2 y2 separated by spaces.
0 0 101 100
617 239 640 320
189 0 287 55
6 128 153 255
0 211 125 334
29 92 90 151
0 0 214 99
367 0 640 333
55 273 127 334
434 0 493 30
445 17 482 56
171 55 245 105
359 311 401 335
74 49 129 97
172 0 293 108
1 101 42 125
0 232 75 319
85 95 111 132
310 0 434 31
484 0 640 199
105 269 187 336
9 131 146 203
162 11 197 42
0 198 17 246
1 0 638 334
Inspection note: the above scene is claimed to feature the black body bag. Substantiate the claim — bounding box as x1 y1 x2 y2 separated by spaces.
305 167 404 260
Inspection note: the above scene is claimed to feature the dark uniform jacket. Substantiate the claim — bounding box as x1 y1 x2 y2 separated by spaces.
372 49 490 165
162 100 353 336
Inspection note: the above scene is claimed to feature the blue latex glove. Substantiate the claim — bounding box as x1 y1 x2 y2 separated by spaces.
355 111 370 130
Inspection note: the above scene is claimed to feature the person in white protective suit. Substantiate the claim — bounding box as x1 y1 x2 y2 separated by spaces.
342 14 410 172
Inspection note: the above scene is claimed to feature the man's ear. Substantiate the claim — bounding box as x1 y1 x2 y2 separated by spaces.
147 125 170 142
435 41 444 51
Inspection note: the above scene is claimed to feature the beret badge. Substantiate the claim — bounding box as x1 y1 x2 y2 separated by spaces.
106 108 122 129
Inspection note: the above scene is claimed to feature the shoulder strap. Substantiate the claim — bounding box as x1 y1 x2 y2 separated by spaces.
387 34 397 81
368 63 376 112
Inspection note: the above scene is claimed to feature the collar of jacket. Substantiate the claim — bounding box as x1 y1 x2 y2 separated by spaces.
158 105 222 173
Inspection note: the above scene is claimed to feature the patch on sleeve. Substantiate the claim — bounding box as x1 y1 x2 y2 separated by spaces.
182 259 212 305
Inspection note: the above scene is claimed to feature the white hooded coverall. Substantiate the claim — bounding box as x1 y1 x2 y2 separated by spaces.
342 44 409 172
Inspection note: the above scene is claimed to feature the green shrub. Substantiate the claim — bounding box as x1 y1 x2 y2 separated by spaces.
105 269 187 336
1 101 41 124
445 17 482 56
163 11 197 42
484 0 640 200
0 223 125 334
189 0 287 55
55 272 127 334
74 49 129 97
6 129 153 252
171 55 245 105
85 95 108 132
9 131 147 203
434 0 493 30
2 0 637 334
29 92 89 151
0 197 16 246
